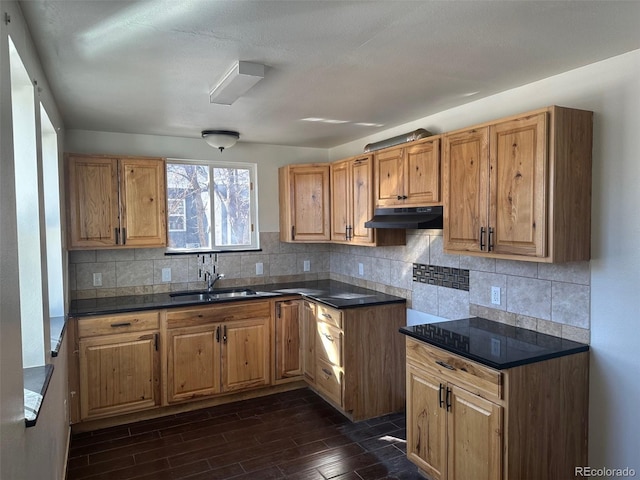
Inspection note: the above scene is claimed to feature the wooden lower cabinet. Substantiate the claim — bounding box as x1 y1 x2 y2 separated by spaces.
301 300 317 383
307 302 406 421
274 299 303 382
406 337 589 480
165 302 271 404
76 312 161 420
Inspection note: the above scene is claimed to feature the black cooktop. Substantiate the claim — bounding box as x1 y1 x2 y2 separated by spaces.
400 317 589 370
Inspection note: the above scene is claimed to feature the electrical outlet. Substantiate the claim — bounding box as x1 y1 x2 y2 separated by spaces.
256 262 264 275
92 272 102 287
161 267 171 282
358 262 364 276
303 260 310 272
491 286 501 305
491 338 501 357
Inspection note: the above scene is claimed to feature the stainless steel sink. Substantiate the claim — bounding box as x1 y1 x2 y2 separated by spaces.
170 288 257 302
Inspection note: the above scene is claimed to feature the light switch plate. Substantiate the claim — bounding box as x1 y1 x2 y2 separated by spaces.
358 263 364 276
256 262 264 275
92 272 102 287
303 260 310 272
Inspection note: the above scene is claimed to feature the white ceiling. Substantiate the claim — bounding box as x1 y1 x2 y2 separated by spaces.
19 0 640 149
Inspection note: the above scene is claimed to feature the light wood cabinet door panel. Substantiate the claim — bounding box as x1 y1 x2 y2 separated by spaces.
279 164 331 242
330 160 350 242
302 300 316 383
405 139 440 205
166 325 221 403
443 128 489 253
67 155 120 248
407 365 447 480
275 300 302 380
350 155 375 243
222 318 270 392
489 113 547 257
447 385 502 480
79 331 160 419
119 157 167 247
375 147 404 206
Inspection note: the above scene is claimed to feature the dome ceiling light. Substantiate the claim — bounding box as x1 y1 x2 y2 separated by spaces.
201 130 240 152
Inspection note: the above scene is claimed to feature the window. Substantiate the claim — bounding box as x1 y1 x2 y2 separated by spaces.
10 36 45 368
166 159 259 251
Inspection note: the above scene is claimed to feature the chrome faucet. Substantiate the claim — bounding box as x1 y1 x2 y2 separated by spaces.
205 272 225 292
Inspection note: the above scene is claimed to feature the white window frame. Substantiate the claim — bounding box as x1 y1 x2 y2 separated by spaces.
166 158 259 252
167 198 187 232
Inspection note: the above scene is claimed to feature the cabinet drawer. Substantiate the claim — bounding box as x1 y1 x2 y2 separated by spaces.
316 322 343 367
406 337 502 400
316 358 342 406
166 301 271 328
316 304 342 328
77 311 159 338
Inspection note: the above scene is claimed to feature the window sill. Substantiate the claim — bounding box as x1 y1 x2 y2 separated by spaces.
24 364 54 427
164 248 262 256
50 315 66 357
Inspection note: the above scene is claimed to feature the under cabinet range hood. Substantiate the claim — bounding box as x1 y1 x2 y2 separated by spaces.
364 206 443 229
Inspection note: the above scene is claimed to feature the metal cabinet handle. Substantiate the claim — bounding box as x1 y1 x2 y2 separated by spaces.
322 368 332 377
110 322 132 328
122 227 127 245
321 313 333 319
488 227 494 252
223 325 227 344
438 383 444 408
436 360 455 371
480 227 486 250
323 333 334 342
216 326 220 342
446 387 452 411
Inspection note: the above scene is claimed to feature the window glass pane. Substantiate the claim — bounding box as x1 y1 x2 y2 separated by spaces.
40 104 64 318
213 167 251 246
166 163 211 249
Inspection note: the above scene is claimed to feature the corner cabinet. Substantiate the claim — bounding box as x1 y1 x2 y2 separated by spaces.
406 337 589 480
76 311 161 420
306 301 406 421
331 155 405 246
374 136 441 207
66 153 167 249
279 163 331 242
442 106 592 262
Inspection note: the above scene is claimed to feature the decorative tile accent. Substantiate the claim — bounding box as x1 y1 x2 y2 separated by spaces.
413 263 470 291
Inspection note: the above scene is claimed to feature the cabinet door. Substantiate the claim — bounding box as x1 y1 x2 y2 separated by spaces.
119 157 167 247
374 146 404 206
275 300 302 380
222 318 270 392
166 324 221 403
406 365 447 480
66 155 120 248
79 331 160 419
489 113 547 257
302 300 316 383
350 155 375 244
330 160 350 242
283 165 331 241
447 385 502 480
404 138 440 205
443 128 490 253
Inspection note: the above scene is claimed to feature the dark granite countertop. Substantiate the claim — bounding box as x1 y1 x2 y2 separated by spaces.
400 317 589 370
69 280 406 318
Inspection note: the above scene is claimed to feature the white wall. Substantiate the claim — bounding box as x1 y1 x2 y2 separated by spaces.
65 130 328 232
330 49 640 473
1 2 69 479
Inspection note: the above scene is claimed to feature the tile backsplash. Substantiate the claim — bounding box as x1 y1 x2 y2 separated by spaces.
69 231 590 343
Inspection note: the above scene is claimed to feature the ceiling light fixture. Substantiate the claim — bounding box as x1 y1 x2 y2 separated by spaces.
202 130 240 152
209 61 265 105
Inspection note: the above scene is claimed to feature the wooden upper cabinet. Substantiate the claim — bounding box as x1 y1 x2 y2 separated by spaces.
443 106 592 263
66 153 167 249
119 157 167 247
374 136 441 207
330 154 405 247
279 163 331 242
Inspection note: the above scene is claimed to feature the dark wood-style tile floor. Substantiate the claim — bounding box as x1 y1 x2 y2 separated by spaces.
67 388 424 480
